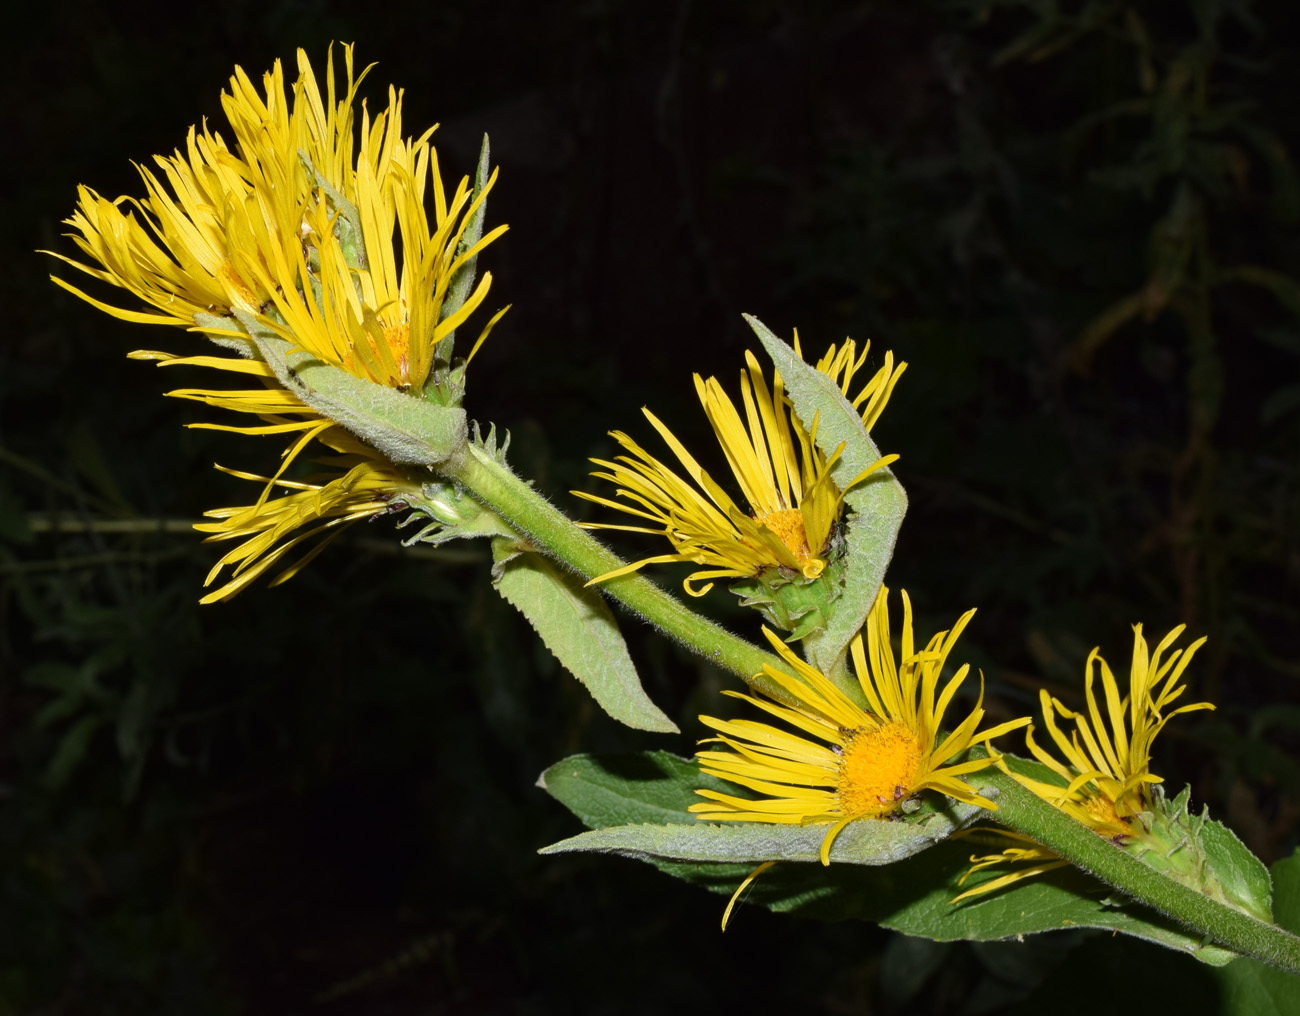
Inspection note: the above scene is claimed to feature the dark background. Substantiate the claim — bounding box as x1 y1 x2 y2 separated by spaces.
3 1 1299 1012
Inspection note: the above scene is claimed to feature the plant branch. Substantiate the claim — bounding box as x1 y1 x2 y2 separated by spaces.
980 769 1300 974
442 442 793 700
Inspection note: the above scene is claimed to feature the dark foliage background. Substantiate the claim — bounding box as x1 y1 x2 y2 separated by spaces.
3 1 1299 1012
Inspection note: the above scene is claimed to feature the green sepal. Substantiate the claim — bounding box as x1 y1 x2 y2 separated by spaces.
422 361 467 409
1125 785 1274 924
491 540 678 734
225 309 469 467
431 134 492 374
728 545 848 642
538 751 986 867
400 479 515 546
298 148 367 271
402 423 517 546
746 315 907 675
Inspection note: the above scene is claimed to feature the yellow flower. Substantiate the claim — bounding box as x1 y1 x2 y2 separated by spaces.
954 623 1213 901
574 340 903 596
49 51 349 331
47 46 509 598
195 427 422 604
690 587 1030 863
50 44 508 400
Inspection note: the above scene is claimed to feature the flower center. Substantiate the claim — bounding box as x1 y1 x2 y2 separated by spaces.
1081 792 1133 839
836 721 924 818
757 508 823 577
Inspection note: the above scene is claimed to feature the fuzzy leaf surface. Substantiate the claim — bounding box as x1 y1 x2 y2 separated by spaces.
493 546 676 733
746 315 906 674
1198 807 1275 923
230 312 468 466
537 751 710 828
538 752 1267 965
538 751 983 865
879 838 1239 965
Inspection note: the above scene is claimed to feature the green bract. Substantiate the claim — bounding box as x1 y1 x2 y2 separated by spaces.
745 315 907 679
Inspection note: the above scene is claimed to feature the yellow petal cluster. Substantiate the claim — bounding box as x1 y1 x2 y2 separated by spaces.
690 587 1030 863
575 341 903 596
51 44 507 394
47 46 507 598
954 623 1213 901
196 428 422 603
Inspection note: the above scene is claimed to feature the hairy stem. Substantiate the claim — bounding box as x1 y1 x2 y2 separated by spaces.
443 442 792 700
980 769 1300 973
443 444 1300 972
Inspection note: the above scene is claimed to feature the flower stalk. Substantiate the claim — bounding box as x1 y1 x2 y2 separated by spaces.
976 766 1300 973
443 441 794 699
444 440 1300 971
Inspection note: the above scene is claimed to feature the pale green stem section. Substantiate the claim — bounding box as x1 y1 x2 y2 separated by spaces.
979 769 1300 974
443 443 792 700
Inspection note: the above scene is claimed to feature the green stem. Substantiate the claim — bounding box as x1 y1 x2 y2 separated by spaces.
443 442 792 699
980 769 1300 973
442 444 1300 971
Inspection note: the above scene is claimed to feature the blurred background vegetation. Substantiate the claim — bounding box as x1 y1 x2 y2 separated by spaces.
3 1 1299 1012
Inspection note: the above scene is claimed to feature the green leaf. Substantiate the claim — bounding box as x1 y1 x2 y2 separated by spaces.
1199 809 1274 923
538 750 983 865
745 315 907 676
1215 850 1300 1011
435 135 492 367
542 808 983 867
220 311 468 467
537 751 709 828
492 543 677 733
632 838 1250 963
881 840 1238 965
537 753 1254 964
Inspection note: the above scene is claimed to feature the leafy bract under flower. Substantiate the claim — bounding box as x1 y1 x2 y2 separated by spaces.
954 623 1213 901
690 587 1030 863
575 342 902 596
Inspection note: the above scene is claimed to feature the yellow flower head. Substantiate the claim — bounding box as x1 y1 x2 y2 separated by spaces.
690 587 1030 863
953 623 1213 901
50 44 508 397
1017 623 1213 836
47 46 508 598
195 426 422 604
575 340 904 596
